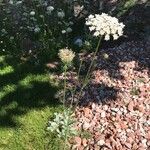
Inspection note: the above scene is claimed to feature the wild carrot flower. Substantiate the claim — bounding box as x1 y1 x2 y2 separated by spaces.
30 11 35 16
86 13 125 40
47 6 54 12
34 27 40 33
57 11 65 18
61 30 66 34
58 48 75 64
66 27 72 33
47 6 54 14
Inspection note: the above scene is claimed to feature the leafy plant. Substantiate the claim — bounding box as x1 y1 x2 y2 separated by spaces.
130 87 140 96
47 109 77 149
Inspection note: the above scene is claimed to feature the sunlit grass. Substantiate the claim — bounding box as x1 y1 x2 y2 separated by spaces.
0 106 64 150
19 74 49 87
0 84 17 100
0 54 64 150
0 66 14 75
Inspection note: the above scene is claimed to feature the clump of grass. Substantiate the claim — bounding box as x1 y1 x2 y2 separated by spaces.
80 130 92 139
130 87 140 96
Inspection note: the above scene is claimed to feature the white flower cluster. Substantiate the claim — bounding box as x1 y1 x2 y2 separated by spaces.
47 6 54 14
61 27 72 34
58 48 75 64
57 11 65 18
86 13 125 40
30 11 35 16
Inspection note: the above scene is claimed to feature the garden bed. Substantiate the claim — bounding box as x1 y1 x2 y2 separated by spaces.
72 40 150 150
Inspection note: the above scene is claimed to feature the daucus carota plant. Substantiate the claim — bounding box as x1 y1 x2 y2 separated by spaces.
77 13 125 101
48 48 76 149
48 13 125 149
86 13 125 40
58 48 75 105
47 109 77 149
58 48 75 67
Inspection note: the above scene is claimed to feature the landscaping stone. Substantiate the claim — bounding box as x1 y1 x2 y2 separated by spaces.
71 40 150 149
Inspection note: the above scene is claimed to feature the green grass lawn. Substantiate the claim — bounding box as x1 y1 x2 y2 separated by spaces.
0 54 64 150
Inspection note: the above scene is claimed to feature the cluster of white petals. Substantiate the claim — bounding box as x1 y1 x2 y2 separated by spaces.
47 6 54 14
47 6 54 12
30 11 35 16
86 13 125 40
58 48 75 64
57 11 65 18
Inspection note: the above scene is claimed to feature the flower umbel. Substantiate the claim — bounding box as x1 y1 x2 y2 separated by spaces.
47 6 54 14
58 48 75 64
57 11 65 18
86 13 125 40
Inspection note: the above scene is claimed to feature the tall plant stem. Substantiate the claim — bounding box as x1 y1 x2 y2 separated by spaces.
77 36 102 101
63 110 70 150
63 65 67 108
70 59 83 106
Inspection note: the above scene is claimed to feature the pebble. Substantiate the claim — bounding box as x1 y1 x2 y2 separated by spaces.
82 122 91 130
97 139 105 146
101 111 106 118
111 108 119 112
74 136 82 146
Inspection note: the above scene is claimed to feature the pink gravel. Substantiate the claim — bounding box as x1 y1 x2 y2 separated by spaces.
72 40 150 149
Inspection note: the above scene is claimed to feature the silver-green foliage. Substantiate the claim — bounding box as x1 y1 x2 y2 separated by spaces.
47 109 77 139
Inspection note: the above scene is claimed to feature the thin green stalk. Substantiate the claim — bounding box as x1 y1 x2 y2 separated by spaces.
63 65 67 107
77 59 83 80
63 66 70 150
70 59 83 104
63 110 70 150
74 59 83 91
85 36 102 81
77 36 102 101
66 33 69 47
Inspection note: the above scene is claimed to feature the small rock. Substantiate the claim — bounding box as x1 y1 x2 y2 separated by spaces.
147 140 150 146
94 144 100 150
120 121 128 129
83 107 91 118
147 120 150 126
125 142 132 149
82 138 87 147
78 146 84 150
141 139 147 146
128 101 134 112
103 105 108 111
74 136 82 146
127 137 134 144
82 122 91 130
111 108 119 112
117 129 122 133
97 139 105 146
146 131 150 140
132 143 138 150
137 104 145 113
101 111 106 118
138 143 146 150
91 103 96 110
112 112 116 116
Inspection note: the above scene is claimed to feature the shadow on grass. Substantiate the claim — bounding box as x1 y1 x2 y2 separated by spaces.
0 55 60 128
